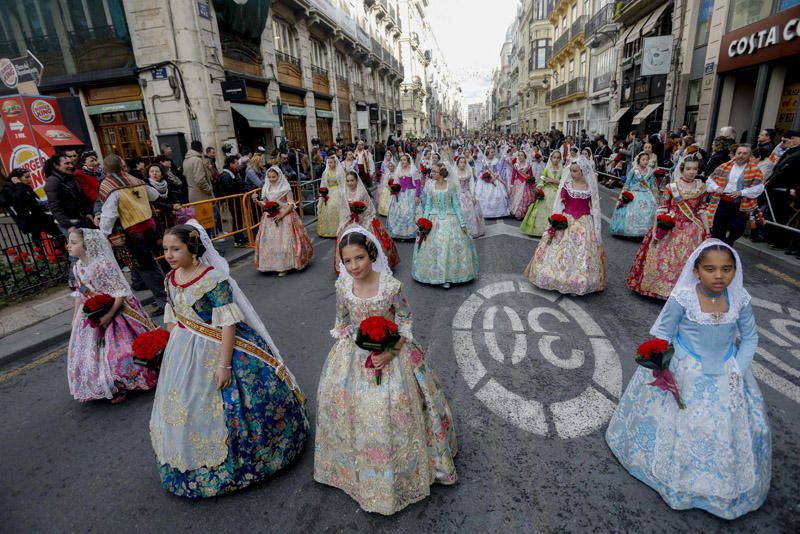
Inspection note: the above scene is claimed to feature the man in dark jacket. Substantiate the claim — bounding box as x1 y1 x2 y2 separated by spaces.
766 130 800 252
0 168 60 243
217 156 248 247
44 154 95 232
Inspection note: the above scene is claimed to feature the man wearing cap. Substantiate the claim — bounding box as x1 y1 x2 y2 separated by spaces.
765 130 800 252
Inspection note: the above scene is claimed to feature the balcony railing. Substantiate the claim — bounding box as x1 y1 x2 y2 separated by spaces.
311 65 329 78
571 15 587 38
276 50 302 68
546 76 586 104
568 76 586 95
593 71 613 92
585 3 616 39
552 29 570 56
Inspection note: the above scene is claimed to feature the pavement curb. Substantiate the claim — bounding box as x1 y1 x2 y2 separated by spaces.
0 248 255 369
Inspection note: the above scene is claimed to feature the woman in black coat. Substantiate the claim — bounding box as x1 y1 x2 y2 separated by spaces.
1 168 61 244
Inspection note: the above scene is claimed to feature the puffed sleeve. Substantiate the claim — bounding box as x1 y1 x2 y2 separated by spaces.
652 297 685 342
330 279 352 339
208 279 245 327
734 302 758 373
392 282 414 342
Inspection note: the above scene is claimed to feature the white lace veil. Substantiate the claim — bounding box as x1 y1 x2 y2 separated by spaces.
650 239 748 337
452 154 475 195
338 170 375 229
337 226 392 281
321 155 346 189
261 165 292 202
185 220 298 389
78 229 132 298
543 151 564 183
553 159 603 245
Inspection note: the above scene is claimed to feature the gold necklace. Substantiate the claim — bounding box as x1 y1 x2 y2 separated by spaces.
175 263 201 285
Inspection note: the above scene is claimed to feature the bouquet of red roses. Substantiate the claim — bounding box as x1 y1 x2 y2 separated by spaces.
416 217 433 249
264 201 280 217
525 173 537 185
389 179 402 196
480 171 494 185
420 164 429 175
349 201 367 223
655 213 675 240
636 338 685 409
546 213 568 242
654 168 666 182
356 316 401 385
132 328 170 369
532 186 545 201
83 294 115 326
319 187 329 204
616 191 634 209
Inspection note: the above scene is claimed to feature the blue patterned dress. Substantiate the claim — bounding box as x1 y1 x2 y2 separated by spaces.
606 286 771 519
150 267 309 498
387 173 422 239
610 167 658 237
412 184 478 285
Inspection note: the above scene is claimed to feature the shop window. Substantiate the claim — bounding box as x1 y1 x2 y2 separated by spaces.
695 0 714 47
687 79 701 107
728 0 772 32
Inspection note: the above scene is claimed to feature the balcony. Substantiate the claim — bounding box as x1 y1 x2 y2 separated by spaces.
220 31 262 76
410 32 420 50
311 65 331 94
276 51 303 87
585 4 617 47
570 15 587 41
546 76 586 105
552 29 570 57
592 71 614 93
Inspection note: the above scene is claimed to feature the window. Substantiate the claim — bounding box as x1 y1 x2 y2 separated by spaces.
353 64 363 86
780 0 800 9
580 52 586 77
571 4 577 23
272 19 297 57
335 52 348 78
569 59 575 77
310 38 327 70
562 16 567 30
728 0 772 32
591 46 614 78
583 0 590 16
533 38 550 69
695 0 714 47
687 79 702 107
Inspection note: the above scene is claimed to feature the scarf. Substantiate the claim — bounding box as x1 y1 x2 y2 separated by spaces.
148 178 169 199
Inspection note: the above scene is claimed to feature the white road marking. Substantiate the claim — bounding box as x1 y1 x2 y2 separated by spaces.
528 307 569 333
769 319 800 345
476 379 549 436
589 337 623 398
538 335 585 369
751 296 784 313
751 361 800 404
750 300 800 405
517 280 559 301
756 347 800 378
551 386 617 439
558 298 604 337
478 280 516 299
757 326 791 348
453 331 486 389
452 293 483 330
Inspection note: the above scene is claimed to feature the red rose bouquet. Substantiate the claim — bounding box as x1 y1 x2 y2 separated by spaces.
83 294 114 325
616 191 634 209
416 217 433 249
420 164 429 175
264 201 280 217
532 186 545 201
132 328 170 369
349 201 367 223
390 181 402 196
480 171 494 185
655 213 675 240
319 187 329 204
356 316 401 385
636 338 685 409
525 173 537 185
546 213 568 241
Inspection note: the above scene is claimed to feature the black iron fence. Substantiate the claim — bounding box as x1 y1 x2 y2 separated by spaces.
0 220 69 303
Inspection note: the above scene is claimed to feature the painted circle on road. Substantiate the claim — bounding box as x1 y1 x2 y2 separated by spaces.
748 297 800 405
452 277 622 439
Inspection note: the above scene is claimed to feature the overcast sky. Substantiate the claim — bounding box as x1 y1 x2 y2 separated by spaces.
426 0 520 112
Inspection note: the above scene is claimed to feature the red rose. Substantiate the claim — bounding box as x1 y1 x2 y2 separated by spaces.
33 247 42 253
263 201 280 217
55 249 64 255
19 251 29 259
349 201 367 214
132 328 170 368
656 214 675 230
47 255 57 263
35 254 44 260
622 191 634 202
24 265 33 272
6 248 17 255
13 256 22 263
84 294 114 313
637 338 669 359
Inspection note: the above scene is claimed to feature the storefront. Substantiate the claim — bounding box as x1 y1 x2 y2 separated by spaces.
713 4 800 142
279 91 307 152
84 84 154 162
229 82 280 153
315 97 334 146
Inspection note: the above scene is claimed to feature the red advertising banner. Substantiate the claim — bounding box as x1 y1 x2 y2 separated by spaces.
0 94 83 198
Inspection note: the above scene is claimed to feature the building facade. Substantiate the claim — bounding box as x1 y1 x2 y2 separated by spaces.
584 0 617 140
519 0 555 134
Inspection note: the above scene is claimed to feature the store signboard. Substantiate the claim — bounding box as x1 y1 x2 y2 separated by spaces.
718 4 800 73
641 36 672 76
776 82 800 132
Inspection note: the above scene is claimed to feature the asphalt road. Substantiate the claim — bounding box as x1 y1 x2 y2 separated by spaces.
1 187 799 533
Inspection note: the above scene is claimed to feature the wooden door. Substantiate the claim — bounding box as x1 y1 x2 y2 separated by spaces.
283 116 307 153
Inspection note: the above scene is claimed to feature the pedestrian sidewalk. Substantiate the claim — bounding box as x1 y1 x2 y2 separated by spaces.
0 242 255 367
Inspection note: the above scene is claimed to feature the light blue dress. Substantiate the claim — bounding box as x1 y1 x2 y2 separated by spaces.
610 167 657 237
412 184 479 285
387 174 422 239
606 286 771 520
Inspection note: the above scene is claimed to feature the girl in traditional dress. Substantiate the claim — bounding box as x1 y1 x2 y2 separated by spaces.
454 154 485 237
412 163 478 288
342 150 358 174
628 156 710 299
509 150 536 220
387 153 423 239
474 146 511 218
252 166 314 276
529 147 546 179
524 159 605 295
314 227 458 515
376 153 396 216
334 170 399 274
520 151 563 237
66 228 158 403
610 152 658 238
606 240 771 520
151 222 309 498
317 155 345 238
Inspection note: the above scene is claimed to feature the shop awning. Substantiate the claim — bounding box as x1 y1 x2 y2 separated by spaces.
315 110 335 119
631 103 661 125
608 106 631 124
230 103 280 128
642 3 671 36
32 124 84 146
625 16 649 43
85 100 143 115
283 105 307 116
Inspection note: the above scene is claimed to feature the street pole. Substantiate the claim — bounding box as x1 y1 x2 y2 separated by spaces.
277 96 287 152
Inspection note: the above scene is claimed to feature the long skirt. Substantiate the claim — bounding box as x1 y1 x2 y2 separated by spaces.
610 190 657 237
150 322 309 498
317 187 341 238
509 180 538 220
387 189 422 239
474 178 509 218
519 182 558 237
377 184 392 216
314 336 457 515
254 211 313 272
457 187 485 237
606 350 771 520
68 298 158 401
412 212 478 285
627 218 706 299
524 214 605 295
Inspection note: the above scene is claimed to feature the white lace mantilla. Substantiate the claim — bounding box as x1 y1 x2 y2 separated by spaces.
671 286 751 326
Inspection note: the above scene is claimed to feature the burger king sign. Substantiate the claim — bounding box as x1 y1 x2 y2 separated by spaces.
30 99 55 123
8 144 48 192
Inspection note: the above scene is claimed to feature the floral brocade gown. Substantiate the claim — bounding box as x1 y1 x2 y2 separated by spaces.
412 185 478 285
508 164 536 220
387 173 422 239
520 167 560 237
254 190 313 272
314 272 458 515
524 186 605 295
627 181 708 299
150 267 308 498
317 173 341 237
68 261 158 401
456 173 485 237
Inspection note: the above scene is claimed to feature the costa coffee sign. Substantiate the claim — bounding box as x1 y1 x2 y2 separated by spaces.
718 4 800 73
